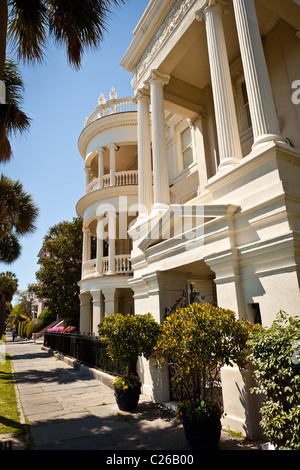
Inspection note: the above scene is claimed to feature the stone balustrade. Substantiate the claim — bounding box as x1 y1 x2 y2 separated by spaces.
85 171 138 194
82 254 132 278
84 95 137 127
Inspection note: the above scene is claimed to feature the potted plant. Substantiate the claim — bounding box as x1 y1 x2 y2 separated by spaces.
98 313 161 411
153 303 255 449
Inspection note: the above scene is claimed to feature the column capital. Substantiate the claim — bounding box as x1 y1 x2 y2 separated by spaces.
96 147 105 154
134 87 150 104
107 143 119 151
196 0 229 21
144 69 170 88
79 292 91 304
90 289 101 301
82 227 90 234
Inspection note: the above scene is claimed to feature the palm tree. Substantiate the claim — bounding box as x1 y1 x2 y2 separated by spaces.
0 58 30 162
0 0 125 83
0 174 38 263
0 0 125 159
0 270 18 337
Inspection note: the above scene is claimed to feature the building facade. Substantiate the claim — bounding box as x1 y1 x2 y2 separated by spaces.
77 0 300 438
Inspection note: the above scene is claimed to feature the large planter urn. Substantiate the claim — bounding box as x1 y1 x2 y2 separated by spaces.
183 416 222 450
114 385 141 412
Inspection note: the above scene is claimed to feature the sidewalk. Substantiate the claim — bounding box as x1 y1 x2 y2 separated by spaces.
4 335 264 452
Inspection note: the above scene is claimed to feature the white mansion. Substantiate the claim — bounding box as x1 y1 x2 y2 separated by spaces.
76 0 300 438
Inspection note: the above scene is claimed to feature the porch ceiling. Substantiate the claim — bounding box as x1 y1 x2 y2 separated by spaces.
161 0 280 95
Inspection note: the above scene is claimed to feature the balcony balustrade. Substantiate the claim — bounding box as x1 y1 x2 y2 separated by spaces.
84 96 137 127
82 254 132 279
86 170 138 194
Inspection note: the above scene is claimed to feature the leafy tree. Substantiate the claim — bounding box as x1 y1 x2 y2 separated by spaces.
0 174 38 263
0 271 18 336
33 216 83 329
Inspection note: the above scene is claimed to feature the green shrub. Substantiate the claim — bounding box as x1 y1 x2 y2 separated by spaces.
18 320 29 337
153 303 255 402
98 313 161 376
38 307 56 327
247 311 300 450
26 320 44 339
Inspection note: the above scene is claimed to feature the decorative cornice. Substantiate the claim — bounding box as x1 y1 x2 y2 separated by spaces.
132 0 198 88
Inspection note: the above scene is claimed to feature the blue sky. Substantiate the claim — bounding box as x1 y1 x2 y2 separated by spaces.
1 0 149 297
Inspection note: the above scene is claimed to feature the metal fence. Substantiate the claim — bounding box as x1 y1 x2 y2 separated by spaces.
44 332 125 376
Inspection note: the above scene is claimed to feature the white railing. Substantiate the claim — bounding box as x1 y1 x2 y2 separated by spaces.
86 178 99 193
82 254 132 278
84 96 137 127
115 254 132 273
85 171 138 193
82 259 97 278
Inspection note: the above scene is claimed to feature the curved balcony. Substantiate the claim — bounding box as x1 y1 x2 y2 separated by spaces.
86 170 138 194
84 94 137 128
82 254 132 279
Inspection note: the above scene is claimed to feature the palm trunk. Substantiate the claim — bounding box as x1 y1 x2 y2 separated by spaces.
0 0 8 80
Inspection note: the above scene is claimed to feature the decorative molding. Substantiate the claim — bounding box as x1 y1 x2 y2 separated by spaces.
132 0 198 87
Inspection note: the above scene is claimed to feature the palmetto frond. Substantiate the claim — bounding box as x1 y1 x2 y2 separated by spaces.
0 58 31 162
0 174 38 237
7 0 126 69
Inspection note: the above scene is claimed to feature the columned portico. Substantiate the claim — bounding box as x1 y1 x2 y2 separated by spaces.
145 70 170 209
196 0 242 172
232 0 286 150
135 88 153 218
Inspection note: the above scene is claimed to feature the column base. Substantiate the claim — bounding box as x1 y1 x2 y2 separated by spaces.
151 203 169 215
218 157 241 173
252 133 287 150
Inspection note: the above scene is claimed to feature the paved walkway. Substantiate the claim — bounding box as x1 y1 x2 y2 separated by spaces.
3 334 264 452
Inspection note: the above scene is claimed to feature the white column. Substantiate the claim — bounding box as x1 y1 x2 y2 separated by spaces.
102 288 119 316
196 1 242 171
84 166 92 192
135 88 153 217
79 293 91 334
108 144 118 186
97 148 104 189
82 227 91 276
96 217 104 275
90 289 102 333
108 212 116 274
232 0 285 149
145 70 170 209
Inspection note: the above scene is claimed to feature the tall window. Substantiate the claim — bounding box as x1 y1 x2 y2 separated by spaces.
181 127 193 168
